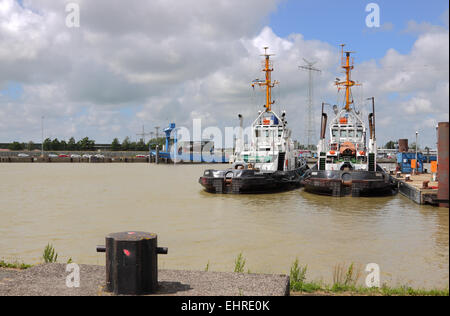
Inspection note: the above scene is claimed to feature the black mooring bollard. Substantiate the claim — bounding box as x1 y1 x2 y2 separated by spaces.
96 231 168 295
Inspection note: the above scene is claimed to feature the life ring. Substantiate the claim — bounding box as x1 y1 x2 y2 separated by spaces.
225 171 234 179
233 162 248 170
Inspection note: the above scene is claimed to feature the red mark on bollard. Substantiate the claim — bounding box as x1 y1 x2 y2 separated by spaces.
123 249 130 257
128 232 135 235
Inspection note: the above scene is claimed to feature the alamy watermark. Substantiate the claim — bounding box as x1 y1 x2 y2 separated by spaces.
365 263 381 288
63 3 380 29
66 263 80 288
65 3 80 28
365 3 381 28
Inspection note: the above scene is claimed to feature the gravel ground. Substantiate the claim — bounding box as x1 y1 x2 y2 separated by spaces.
0 264 289 296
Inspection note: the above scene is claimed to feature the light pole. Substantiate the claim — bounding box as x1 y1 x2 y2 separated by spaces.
41 116 45 158
415 131 419 174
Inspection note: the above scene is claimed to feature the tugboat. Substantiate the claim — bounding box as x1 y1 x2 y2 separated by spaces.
302 45 397 197
199 47 309 194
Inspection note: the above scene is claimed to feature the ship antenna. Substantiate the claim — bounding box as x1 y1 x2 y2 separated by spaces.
252 47 279 112
335 44 361 112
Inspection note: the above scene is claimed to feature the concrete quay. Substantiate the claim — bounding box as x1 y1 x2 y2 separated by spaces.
394 173 442 206
0 264 290 296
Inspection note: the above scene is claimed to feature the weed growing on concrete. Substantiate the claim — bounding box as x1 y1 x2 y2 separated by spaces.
42 244 58 263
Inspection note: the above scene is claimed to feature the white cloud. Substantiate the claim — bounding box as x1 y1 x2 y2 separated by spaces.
354 24 449 144
403 20 447 35
0 0 448 148
402 97 433 115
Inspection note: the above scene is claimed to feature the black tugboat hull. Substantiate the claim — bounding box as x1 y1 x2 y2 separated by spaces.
199 165 309 194
302 165 398 197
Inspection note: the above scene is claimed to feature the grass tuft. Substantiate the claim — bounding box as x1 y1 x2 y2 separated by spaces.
287 259 448 296
332 262 362 290
42 244 58 263
234 253 246 273
290 258 308 292
0 260 33 270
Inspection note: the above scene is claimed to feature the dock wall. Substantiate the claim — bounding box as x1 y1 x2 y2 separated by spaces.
438 122 449 208
397 180 423 204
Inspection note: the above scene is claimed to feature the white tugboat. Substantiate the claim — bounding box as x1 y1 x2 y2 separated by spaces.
302 45 397 197
199 47 308 194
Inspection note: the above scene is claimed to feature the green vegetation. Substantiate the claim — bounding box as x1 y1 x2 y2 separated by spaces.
291 282 449 296
331 262 362 291
0 260 33 270
148 137 165 150
43 137 95 151
1 135 167 152
26 141 35 151
42 244 58 263
384 140 397 149
8 141 25 151
111 138 121 151
288 260 448 296
229 255 447 296
67 137 77 150
234 253 246 273
1 244 73 269
289 258 313 292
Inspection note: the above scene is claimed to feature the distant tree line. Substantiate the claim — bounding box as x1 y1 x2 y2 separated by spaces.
111 137 165 151
384 141 397 149
42 137 96 151
7 141 35 151
3 136 166 151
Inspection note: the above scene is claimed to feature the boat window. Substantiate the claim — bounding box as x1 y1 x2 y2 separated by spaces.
332 129 339 137
340 130 347 137
348 130 355 137
255 129 260 137
265 130 270 137
356 130 363 138
278 130 283 137
245 155 274 163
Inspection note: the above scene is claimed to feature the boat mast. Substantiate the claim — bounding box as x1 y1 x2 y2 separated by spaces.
335 44 360 112
252 47 279 112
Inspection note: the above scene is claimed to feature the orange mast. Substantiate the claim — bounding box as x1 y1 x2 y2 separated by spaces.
336 44 360 111
252 47 279 112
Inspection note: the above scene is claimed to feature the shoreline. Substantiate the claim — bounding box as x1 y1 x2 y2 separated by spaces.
1 261 448 296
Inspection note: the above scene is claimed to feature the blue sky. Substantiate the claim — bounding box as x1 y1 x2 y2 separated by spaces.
269 0 449 60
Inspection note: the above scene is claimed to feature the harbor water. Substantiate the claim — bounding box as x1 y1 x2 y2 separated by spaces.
0 163 448 289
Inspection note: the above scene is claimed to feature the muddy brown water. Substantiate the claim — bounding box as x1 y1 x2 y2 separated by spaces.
0 163 448 289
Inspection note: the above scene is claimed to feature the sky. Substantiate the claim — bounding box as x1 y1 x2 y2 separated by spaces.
0 0 448 148
270 0 449 59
